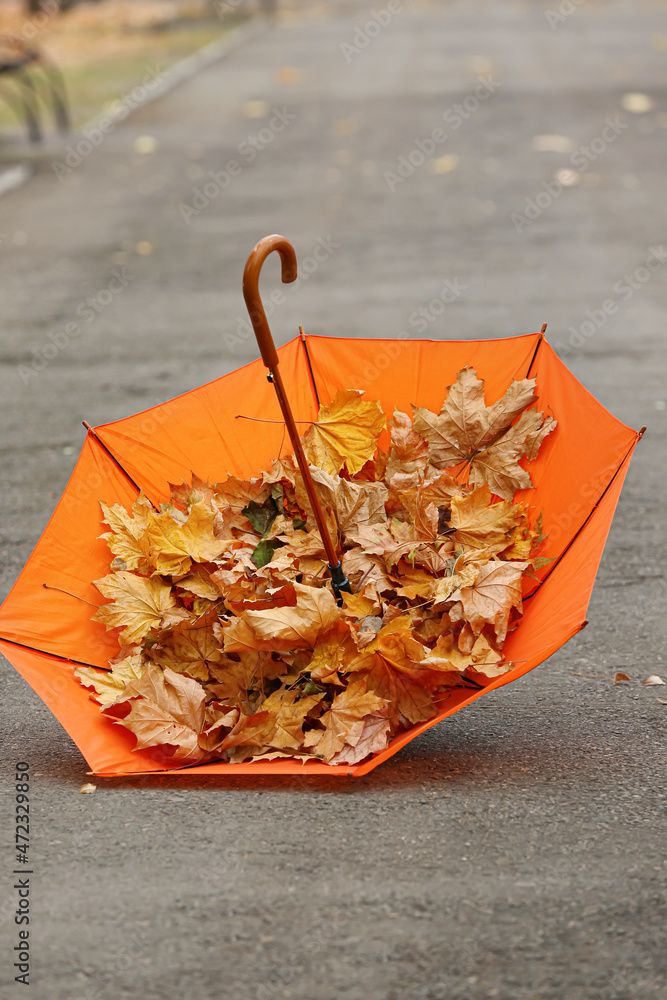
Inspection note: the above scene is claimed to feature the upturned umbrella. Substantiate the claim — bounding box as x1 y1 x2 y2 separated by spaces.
0 236 644 777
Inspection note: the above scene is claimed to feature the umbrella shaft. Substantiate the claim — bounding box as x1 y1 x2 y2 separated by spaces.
270 368 341 570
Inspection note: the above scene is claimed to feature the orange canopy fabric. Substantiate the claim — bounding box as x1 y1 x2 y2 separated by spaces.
0 332 642 777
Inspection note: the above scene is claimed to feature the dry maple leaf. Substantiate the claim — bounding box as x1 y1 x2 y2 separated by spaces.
147 608 224 682
259 687 323 750
75 649 145 709
385 409 429 482
175 564 221 601
219 710 277 753
307 623 357 684
112 664 207 763
302 388 386 475
449 560 527 644
143 501 226 577
329 707 392 765
304 678 387 760
99 497 155 574
309 467 389 537
94 572 177 645
449 485 519 549
412 368 556 500
223 582 338 653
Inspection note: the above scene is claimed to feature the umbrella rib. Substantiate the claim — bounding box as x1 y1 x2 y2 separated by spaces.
0 635 102 671
82 421 150 506
525 325 547 377
299 326 321 409
523 429 645 601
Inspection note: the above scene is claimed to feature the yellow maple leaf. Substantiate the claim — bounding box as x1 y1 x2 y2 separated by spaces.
143 501 225 577
302 388 386 475
99 497 155 574
259 687 323 750
449 485 519 549
93 572 177 644
75 649 145 709
307 622 357 683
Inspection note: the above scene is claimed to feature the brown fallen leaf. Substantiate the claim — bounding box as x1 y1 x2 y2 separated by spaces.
412 368 556 499
223 582 339 652
614 671 631 685
112 664 208 763
449 561 528 644
79 783 97 794
642 674 665 686
329 707 392 765
304 678 387 760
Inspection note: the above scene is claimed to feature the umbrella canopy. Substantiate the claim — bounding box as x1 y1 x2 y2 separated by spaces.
0 331 642 776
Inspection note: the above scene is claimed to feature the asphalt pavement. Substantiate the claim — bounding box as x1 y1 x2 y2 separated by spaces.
0 1 666 998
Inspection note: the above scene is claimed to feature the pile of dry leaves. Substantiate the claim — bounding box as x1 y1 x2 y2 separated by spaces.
76 368 556 767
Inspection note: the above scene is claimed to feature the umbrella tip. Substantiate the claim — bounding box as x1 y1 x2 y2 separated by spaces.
540 323 547 334
638 426 647 439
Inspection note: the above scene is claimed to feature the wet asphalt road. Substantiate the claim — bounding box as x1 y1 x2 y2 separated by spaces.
0 1 666 998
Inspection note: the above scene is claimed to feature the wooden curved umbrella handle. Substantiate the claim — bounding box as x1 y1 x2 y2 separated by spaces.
242 235 297 370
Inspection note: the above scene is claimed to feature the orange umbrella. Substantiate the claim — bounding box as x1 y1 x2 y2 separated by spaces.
0 238 644 777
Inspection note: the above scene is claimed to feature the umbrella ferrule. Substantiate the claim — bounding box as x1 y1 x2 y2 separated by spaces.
328 561 351 604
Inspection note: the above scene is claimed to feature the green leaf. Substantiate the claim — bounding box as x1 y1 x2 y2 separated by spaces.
242 496 279 536
532 555 555 570
270 483 286 507
293 517 307 532
251 538 280 569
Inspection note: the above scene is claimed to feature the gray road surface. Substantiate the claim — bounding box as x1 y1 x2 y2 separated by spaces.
1 1 666 998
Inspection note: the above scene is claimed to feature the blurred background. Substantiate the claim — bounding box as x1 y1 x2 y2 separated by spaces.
1 3 666 998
